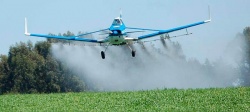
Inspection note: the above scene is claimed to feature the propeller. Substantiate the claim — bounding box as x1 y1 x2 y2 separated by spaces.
99 30 145 35
125 31 145 34
99 30 112 35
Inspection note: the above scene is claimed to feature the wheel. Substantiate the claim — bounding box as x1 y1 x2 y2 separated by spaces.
132 50 135 57
101 51 105 59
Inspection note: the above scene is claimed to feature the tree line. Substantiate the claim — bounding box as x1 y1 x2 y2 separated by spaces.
0 31 87 94
0 28 249 94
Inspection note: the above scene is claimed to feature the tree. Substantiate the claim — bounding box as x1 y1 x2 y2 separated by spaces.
0 55 9 94
0 39 87 94
5 41 40 93
35 41 51 58
241 27 250 85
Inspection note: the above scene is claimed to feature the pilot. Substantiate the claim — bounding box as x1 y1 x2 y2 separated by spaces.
116 20 120 24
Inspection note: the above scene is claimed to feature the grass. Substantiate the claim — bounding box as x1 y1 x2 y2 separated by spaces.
0 87 249 111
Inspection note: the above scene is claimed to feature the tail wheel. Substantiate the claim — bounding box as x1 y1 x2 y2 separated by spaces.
101 51 105 59
132 51 136 57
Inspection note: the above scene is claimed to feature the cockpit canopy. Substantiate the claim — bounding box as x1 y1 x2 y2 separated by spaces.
112 18 122 25
109 17 126 31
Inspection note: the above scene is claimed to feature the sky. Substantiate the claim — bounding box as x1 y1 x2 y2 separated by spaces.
1 0 250 62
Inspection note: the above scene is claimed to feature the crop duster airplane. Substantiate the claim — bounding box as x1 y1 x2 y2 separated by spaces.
24 9 211 59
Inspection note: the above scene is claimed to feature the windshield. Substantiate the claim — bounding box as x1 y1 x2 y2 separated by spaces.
112 19 122 25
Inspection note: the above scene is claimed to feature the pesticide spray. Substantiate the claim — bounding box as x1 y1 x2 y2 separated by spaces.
51 37 244 91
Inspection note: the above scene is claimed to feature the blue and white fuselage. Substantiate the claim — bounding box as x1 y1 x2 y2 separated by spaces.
108 17 126 45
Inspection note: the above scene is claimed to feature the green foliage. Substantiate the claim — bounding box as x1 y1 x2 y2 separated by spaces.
243 27 250 64
240 27 250 86
0 40 86 94
0 55 9 94
243 27 250 44
0 87 249 111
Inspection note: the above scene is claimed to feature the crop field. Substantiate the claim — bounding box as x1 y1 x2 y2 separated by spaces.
0 87 249 111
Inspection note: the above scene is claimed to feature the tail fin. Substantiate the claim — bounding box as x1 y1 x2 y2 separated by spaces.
120 8 122 18
24 18 30 36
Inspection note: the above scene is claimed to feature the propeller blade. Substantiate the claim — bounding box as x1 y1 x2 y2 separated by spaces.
99 30 112 35
99 31 145 35
125 31 145 34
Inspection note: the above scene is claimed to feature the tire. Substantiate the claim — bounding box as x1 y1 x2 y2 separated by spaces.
132 51 135 57
101 51 105 59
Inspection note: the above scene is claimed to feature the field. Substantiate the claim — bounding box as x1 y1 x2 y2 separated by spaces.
0 87 249 111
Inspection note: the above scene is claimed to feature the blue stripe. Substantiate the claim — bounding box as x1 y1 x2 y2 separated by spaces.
138 21 206 39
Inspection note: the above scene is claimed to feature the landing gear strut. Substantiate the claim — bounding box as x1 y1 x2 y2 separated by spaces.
101 43 136 59
101 43 110 59
127 43 136 57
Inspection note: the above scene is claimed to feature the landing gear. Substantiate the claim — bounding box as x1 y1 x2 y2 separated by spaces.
101 51 105 59
100 42 136 59
101 43 110 59
132 50 136 57
127 43 136 57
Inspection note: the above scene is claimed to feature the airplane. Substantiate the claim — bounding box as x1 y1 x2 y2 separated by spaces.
24 8 211 59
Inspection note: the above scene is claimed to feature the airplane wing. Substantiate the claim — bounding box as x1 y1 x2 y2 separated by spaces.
132 6 212 40
24 18 108 43
124 19 210 42
137 6 212 40
135 19 211 40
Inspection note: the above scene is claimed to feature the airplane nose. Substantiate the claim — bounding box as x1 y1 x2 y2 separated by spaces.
113 31 118 34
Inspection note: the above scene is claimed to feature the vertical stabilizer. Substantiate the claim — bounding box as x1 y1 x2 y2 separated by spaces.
120 8 122 18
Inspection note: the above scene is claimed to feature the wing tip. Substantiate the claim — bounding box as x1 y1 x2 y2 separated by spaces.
204 19 211 23
24 17 30 36
207 5 212 22
24 33 31 36
204 6 212 23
